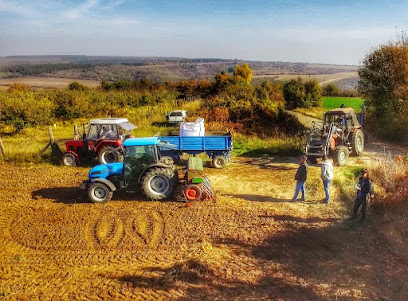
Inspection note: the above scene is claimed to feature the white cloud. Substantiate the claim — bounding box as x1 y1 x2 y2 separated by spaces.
0 0 33 16
63 0 99 20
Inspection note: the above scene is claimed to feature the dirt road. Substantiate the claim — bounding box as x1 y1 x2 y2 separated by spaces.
1 159 407 300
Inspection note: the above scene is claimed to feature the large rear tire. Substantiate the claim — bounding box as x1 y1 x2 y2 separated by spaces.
98 146 123 164
212 156 227 169
141 168 177 200
333 146 349 166
351 130 364 156
62 152 77 167
88 182 113 204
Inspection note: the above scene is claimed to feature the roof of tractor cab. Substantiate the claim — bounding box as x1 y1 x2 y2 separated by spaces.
89 118 137 130
326 108 356 115
122 137 160 147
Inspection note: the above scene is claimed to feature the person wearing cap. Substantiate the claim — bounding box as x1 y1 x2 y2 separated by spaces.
321 155 334 203
352 169 374 222
291 155 308 202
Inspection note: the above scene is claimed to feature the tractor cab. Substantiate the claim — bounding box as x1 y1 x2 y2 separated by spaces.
62 118 137 167
85 118 136 148
323 108 360 135
122 137 170 188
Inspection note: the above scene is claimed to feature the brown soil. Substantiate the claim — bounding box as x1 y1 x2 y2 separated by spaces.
0 158 407 300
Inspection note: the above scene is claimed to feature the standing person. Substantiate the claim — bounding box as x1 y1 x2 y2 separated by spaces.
352 169 374 222
321 155 334 203
291 155 308 202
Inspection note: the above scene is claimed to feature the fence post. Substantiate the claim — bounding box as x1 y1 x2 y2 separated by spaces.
40 126 55 154
74 124 80 140
0 135 5 160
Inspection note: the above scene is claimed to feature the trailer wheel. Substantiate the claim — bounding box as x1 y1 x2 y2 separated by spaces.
141 168 177 200
88 182 113 204
185 184 202 201
212 156 227 169
62 152 77 167
333 146 349 166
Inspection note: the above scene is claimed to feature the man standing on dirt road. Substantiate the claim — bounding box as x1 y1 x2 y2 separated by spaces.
321 155 334 204
352 169 374 222
291 155 308 202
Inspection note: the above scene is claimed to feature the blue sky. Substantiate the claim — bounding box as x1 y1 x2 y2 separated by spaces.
0 0 407 64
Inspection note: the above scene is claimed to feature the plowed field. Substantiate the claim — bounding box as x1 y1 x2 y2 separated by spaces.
1 158 407 300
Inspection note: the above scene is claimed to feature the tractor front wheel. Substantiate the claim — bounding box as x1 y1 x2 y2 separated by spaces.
88 182 113 204
333 146 349 166
212 156 227 169
141 168 177 200
98 146 123 164
62 152 77 167
351 130 364 156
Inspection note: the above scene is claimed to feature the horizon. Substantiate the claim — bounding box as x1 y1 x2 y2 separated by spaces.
0 54 361 67
1 0 408 65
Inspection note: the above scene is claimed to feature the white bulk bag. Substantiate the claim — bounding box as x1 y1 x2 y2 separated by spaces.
180 118 205 136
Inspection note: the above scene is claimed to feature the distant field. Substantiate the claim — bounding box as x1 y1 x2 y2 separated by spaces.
0 77 100 91
253 71 358 85
323 97 364 112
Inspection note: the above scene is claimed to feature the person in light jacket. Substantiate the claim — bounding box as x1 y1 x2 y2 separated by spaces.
291 155 308 202
321 155 334 203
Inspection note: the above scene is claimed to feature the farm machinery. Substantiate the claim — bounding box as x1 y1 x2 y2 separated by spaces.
62 118 137 167
80 137 215 203
305 108 364 166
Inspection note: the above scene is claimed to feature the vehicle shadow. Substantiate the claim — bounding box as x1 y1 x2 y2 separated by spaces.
224 193 293 203
235 156 298 170
32 187 158 204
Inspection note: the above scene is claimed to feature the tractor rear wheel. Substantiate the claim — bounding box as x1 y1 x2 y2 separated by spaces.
351 130 364 156
141 168 177 200
98 146 123 164
62 152 77 167
333 146 349 166
212 156 227 169
88 182 113 204
185 184 202 201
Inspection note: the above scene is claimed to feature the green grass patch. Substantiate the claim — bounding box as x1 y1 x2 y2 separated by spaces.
232 133 305 157
323 97 364 112
294 97 365 119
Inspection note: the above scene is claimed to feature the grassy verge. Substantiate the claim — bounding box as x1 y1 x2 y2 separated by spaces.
1 100 202 164
232 133 305 157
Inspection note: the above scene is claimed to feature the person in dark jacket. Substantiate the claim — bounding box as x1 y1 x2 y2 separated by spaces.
352 169 374 222
291 155 308 202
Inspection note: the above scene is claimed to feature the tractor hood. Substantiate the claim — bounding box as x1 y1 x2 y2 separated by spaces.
89 162 123 180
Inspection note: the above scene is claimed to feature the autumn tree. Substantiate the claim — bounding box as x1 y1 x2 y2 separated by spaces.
283 77 322 109
233 63 252 83
323 83 340 96
358 42 408 138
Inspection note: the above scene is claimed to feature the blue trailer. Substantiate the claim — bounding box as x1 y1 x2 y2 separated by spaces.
158 134 233 168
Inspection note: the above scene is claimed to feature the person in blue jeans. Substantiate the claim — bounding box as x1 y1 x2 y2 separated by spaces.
292 155 308 202
321 155 334 203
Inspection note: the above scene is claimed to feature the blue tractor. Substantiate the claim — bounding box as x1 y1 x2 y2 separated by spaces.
80 137 178 203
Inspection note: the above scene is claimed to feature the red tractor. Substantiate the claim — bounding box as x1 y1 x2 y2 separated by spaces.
62 118 137 167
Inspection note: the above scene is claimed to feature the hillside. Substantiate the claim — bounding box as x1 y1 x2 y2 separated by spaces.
0 55 359 88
